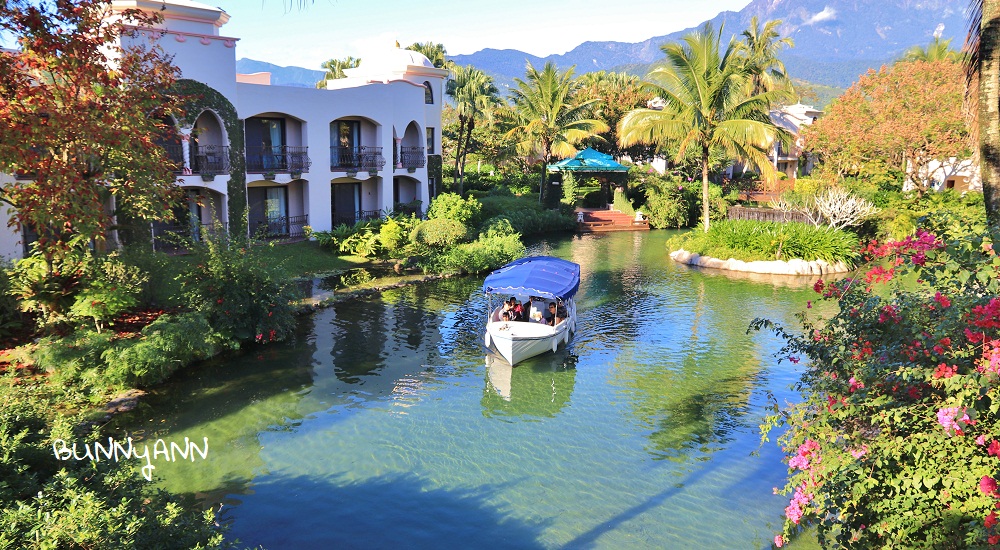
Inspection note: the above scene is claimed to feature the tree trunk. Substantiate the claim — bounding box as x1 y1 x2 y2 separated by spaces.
981 0 1000 241
453 115 467 194
459 118 475 196
702 145 711 232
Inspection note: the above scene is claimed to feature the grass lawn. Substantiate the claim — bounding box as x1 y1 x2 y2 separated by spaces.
251 240 370 278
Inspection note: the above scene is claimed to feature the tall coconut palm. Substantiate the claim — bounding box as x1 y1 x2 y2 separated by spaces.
739 16 795 98
502 61 609 203
446 65 499 194
966 0 1000 239
620 22 791 232
901 36 963 63
315 56 361 87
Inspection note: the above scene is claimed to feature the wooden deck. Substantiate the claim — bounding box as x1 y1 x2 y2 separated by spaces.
577 209 650 233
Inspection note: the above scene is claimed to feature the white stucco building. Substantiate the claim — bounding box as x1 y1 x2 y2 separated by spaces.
0 0 447 260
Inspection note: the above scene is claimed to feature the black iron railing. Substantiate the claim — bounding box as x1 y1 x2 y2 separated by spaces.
193 145 230 174
246 145 311 173
332 209 381 226
249 214 309 238
330 146 385 172
400 146 425 170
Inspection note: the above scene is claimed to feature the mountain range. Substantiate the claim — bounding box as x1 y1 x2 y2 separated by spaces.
238 0 968 100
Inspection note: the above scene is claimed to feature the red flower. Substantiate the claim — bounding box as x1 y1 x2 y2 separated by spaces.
933 363 957 379
813 279 825 294
988 511 999 529
933 292 951 308
990 440 1000 457
990 535 1000 546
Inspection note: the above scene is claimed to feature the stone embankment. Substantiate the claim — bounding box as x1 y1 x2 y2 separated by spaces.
670 249 851 275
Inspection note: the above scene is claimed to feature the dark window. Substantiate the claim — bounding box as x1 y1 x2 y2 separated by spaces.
426 127 435 155
423 81 433 104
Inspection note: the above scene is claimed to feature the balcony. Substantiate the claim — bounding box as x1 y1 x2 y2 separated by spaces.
330 146 385 173
399 146 425 170
193 145 230 175
247 145 311 173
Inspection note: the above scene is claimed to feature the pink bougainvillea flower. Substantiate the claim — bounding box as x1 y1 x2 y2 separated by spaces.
850 445 868 459
986 511 998 529
933 292 951 308
813 279 825 294
849 377 864 392
981 475 998 496
977 435 987 446
933 363 957 379
989 440 1000 457
938 407 970 435
774 535 784 548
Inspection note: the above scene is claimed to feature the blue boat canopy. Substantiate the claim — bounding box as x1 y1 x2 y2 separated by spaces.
483 256 581 301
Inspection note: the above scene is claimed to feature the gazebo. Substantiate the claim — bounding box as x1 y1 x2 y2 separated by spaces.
547 148 629 205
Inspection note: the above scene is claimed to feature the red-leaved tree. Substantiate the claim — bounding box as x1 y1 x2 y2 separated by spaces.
804 60 969 190
0 0 182 268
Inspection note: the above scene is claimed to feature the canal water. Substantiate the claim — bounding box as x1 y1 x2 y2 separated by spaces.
117 230 823 549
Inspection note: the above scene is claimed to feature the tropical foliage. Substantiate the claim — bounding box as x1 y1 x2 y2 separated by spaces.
619 21 792 232
446 66 500 193
668 219 859 265
316 55 361 86
900 36 963 63
406 42 449 69
500 61 609 203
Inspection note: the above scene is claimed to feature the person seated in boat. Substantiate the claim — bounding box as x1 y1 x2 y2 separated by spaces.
544 302 558 326
501 311 511 322
511 298 527 321
556 304 567 323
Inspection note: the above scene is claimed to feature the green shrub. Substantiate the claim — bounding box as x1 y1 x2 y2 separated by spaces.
410 218 469 249
641 181 689 229
311 223 355 252
435 234 525 274
33 329 117 390
612 188 635 216
117 246 182 308
465 189 489 199
69 252 147 334
378 217 407 254
480 216 518 238
0 383 225 548
793 176 828 196
582 189 605 208
182 235 297 344
427 192 482 227
101 312 220 387
9 239 92 330
339 228 382 258
0 261 26 340
478 196 576 235
560 172 578 205
668 219 859 265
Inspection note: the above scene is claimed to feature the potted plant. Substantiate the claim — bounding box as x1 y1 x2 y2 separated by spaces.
263 171 276 181
200 171 217 182
290 170 302 179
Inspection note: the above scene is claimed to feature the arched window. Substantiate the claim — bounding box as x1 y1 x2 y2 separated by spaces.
423 81 433 104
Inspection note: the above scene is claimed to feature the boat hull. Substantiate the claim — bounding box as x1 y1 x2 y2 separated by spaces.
485 307 575 366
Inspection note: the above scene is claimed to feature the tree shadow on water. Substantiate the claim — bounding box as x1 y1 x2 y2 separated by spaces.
220 473 549 550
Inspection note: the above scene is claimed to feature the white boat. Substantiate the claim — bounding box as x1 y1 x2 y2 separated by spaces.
482 256 580 366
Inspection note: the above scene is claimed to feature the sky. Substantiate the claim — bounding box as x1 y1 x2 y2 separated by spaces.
217 0 751 70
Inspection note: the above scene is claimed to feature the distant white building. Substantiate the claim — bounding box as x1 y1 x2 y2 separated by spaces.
767 103 823 180
0 0 448 260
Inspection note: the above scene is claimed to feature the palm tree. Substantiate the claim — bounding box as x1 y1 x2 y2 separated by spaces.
315 56 361 87
406 42 449 69
619 22 791 232
739 16 795 98
502 61 609 204
967 0 1000 239
901 36 963 63
446 65 499 194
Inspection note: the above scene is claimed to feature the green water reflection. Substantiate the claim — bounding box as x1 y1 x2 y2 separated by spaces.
115 230 826 548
